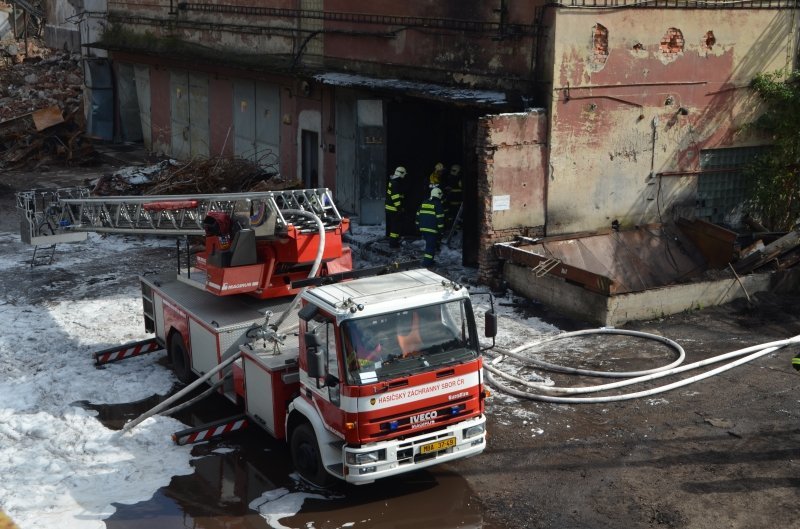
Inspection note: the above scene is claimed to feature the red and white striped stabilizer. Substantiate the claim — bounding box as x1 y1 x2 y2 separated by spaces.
93 338 162 366
172 415 249 445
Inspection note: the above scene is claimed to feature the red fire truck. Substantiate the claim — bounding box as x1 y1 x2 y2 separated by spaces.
17 187 493 486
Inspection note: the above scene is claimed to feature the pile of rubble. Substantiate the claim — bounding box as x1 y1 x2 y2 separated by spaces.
91 156 293 196
0 42 91 170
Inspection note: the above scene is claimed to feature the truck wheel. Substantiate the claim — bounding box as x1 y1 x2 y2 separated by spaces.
290 423 332 487
170 335 195 384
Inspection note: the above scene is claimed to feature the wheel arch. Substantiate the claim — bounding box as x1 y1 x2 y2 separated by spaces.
286 399 343 477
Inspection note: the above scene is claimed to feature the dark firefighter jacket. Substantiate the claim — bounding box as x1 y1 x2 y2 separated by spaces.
385 179 405 212
416 196 445 235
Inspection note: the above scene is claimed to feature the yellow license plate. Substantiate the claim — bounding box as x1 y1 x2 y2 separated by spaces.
420 437 456 454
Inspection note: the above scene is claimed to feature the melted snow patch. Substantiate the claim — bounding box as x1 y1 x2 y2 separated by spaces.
0 293 193 528
249 487 328 529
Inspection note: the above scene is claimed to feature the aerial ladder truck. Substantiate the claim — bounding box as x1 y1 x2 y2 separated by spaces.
16 187 493 486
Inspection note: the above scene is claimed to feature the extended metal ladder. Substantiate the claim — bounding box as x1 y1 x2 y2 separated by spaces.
16 187 343 241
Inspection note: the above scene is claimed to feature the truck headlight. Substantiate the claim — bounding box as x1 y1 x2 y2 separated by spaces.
346 449 386 465
463 423 485 439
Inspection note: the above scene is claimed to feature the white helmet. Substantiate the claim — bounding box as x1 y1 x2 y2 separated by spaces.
430 187 443 200
450 164 461 176
392 166 407 179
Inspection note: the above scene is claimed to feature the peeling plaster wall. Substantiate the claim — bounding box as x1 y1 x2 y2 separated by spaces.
546 8 795 235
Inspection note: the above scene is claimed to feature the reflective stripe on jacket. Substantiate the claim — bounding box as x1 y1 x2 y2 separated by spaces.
385 179 404 212
416 197 445 234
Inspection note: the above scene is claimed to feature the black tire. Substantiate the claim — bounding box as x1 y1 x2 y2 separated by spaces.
169 335 196 384
290 423 332 487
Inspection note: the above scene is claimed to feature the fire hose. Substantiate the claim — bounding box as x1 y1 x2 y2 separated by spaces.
483 328 800 403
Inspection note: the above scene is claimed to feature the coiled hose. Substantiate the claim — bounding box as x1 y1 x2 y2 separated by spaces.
484 328 800 403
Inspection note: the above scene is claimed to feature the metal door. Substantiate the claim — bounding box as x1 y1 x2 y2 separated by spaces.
171 71 209 159
356 99 386 225
233 80 255 160
234 80 280 168
188 73 209 158
134 65 151 150
170 71 190 159
85 58 113 141
116 63 143 143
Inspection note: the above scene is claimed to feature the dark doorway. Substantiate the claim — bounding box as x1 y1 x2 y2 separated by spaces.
301 129 319 188
386 100 480 265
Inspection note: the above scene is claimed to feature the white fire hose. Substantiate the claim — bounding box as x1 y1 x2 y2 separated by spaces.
483 328 800 403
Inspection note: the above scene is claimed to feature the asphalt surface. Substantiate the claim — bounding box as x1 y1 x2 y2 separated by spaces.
462 295 800 528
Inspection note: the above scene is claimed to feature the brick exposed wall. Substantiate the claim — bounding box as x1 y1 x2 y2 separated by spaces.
476 113 546 287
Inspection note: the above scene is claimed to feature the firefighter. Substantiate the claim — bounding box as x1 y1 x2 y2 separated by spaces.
429 162 445 188
793 351 800 371
385 166 407 248
346 326 383 372
416 186 445 267
445 164 463 229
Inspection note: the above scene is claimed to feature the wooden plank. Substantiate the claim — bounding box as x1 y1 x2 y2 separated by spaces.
734 229 800 274
31 106 64 131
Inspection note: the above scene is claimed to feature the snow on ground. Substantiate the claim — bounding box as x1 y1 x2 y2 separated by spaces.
0 233 194 529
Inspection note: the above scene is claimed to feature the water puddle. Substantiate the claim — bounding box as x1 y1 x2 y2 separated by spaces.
93 394 492 529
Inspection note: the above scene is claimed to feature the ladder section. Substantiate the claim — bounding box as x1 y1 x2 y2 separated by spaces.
17 188 343 241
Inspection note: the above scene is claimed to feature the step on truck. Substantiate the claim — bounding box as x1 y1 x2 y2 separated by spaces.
17 187 494 486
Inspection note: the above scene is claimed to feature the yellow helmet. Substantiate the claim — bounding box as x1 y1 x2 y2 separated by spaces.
434 162 444 172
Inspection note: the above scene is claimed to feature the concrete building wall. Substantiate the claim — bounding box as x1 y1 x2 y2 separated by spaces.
44 0 107 55
545 8 795 235
104 0 541 92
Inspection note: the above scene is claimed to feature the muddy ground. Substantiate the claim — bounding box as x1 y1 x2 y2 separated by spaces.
2 164 800 529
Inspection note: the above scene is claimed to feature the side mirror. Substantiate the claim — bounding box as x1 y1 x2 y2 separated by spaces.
298 303 319 322
484 310 497 338
305 332 324 379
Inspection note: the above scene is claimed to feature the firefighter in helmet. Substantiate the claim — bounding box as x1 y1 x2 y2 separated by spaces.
429 162 445 188
385 166 407 248
416 186 446 267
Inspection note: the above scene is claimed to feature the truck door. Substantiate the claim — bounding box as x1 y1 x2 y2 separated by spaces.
307 317 346 436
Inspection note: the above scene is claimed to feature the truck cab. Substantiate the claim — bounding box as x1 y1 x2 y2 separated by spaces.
288 268 487 485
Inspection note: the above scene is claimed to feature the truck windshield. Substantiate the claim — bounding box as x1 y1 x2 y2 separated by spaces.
341 299 476 385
